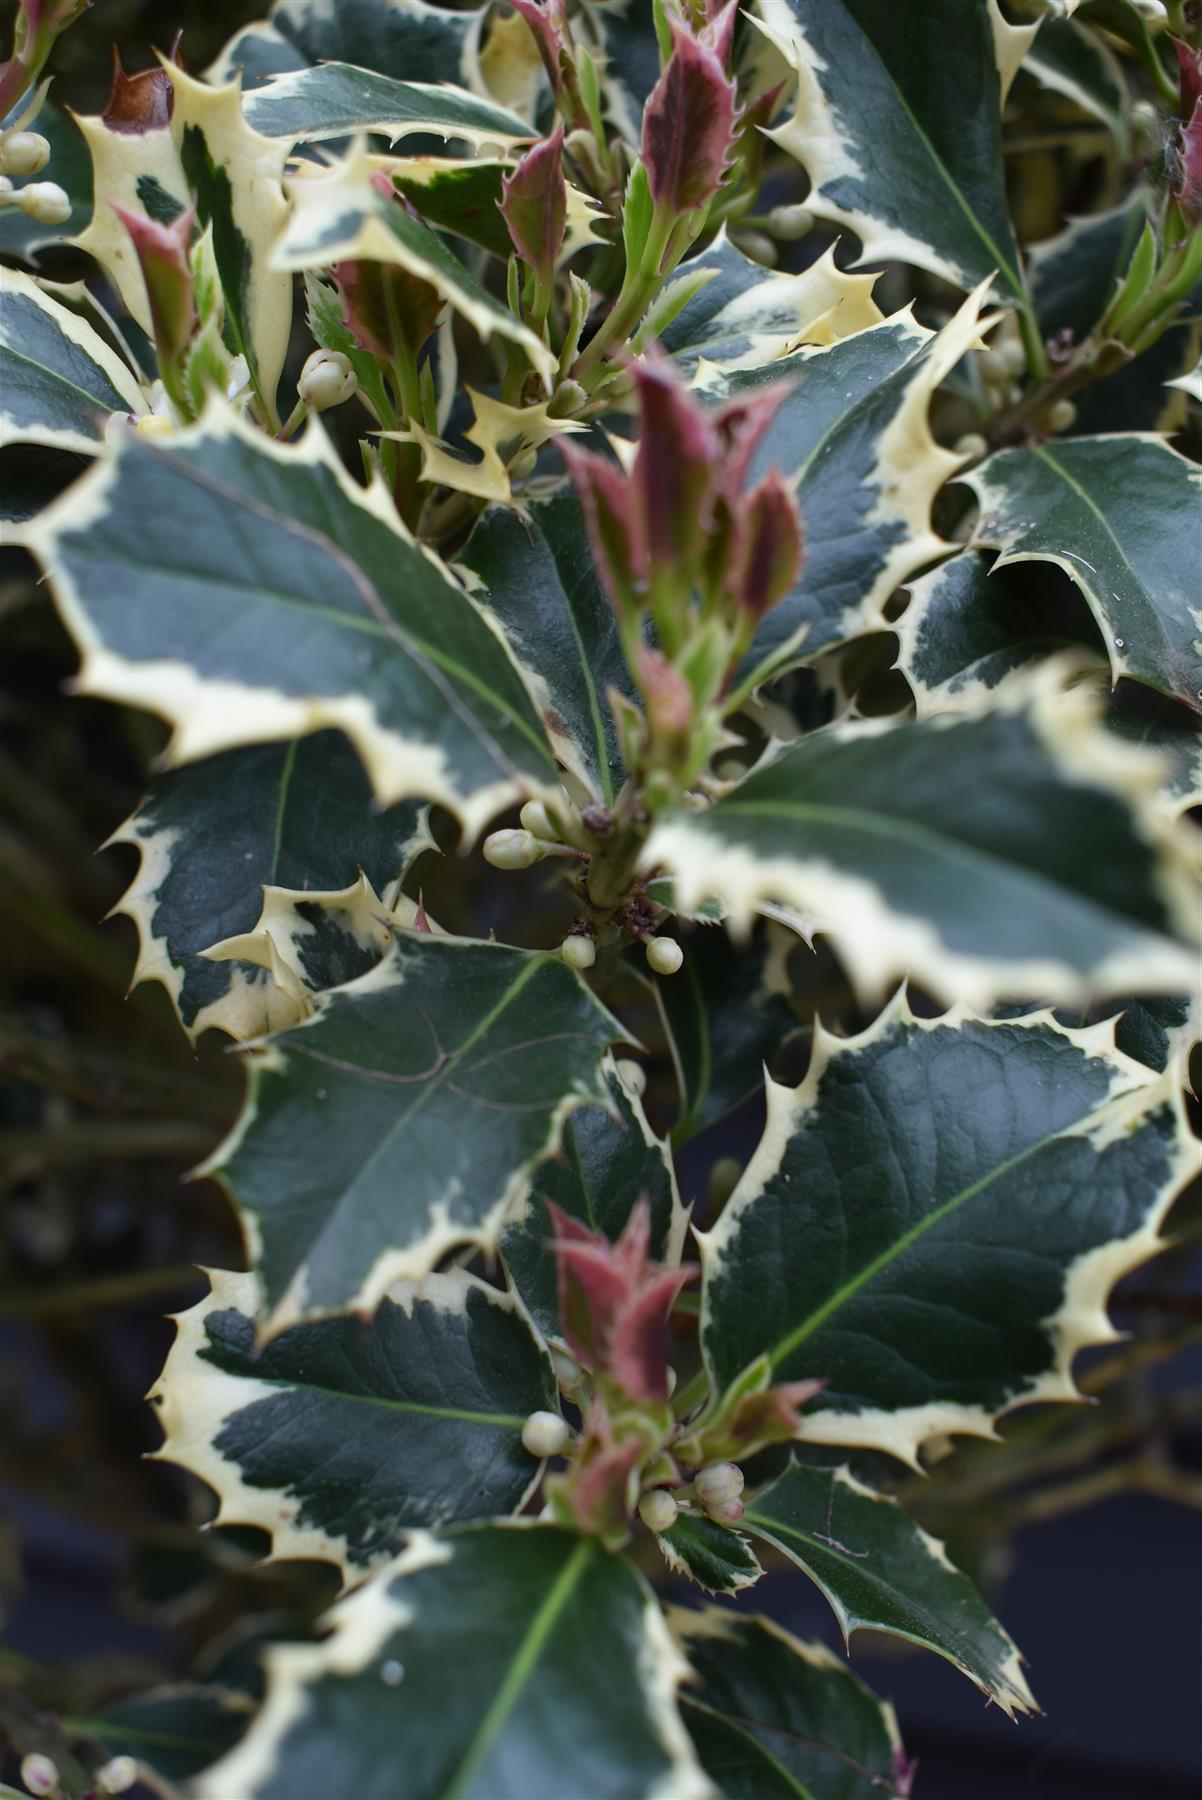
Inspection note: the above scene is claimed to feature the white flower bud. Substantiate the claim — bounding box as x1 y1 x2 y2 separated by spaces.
135 413 176 438
638 1488 680 1534
97 1757 139 1796
708 1155 743 1209
560 934 596 970
1046 398 1077 433
614 1058 646 1099
1000 338 1027 376
2 132 51 176
766 204 813 241
731 229 777 268
1132 0 1166 22
482 827 544 870
696 1461 745 1519
645 936 683 976
978 347 1009 384
953 433 987 461
20 1754 59 1797
16 181 71 225
551 1346 586 1395
521 1409 571 1458
508 446 538 480
0 175 13 194
519 799 556 838
298 348 357 411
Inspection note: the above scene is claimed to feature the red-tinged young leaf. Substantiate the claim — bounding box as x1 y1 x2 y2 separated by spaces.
560 440 648 615
550 1400 648 1539
642 14 738 217
609 1262 696 1403
637 646 693 748
332 258 442 359
112 202 196 362
730 470 805 618
1176 101 1202 212
102 39 179 134
711 383 792 496
508 0 569 92
1172 36 1202 118
699 0 738 70
500 126 567 285
631 354 719 567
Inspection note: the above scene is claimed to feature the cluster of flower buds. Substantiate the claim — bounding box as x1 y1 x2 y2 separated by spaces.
563 354 803 794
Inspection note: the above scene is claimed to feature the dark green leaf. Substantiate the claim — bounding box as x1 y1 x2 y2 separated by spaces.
212 0 484 89
193 1527 710 1800
154 1267 556 1577
0 267 144 454
701 1002 1193 1462
27 409 558 837
87 1684 255 1783
674 1611 904 1800
742 1461 1034 1713
213 934 621 1329
244 63 529 148
657 1515 762 1596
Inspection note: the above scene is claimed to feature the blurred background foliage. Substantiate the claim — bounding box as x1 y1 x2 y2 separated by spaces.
0 2 1199 1796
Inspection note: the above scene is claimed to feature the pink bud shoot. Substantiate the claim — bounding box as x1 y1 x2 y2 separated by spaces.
500 126 567 288
731 470 805 617
641 13 738 217
560 441 648 617
630 352 719 567
112 202 196 363
508 0 570 94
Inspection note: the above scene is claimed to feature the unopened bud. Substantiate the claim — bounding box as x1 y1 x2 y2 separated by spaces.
639 1488 680 1533
519 798 556 838
731 229 777 267
1132 0 1166 21
550 377 588 417
551 1345 586 1394
483 827 544 870
2 132 51 176
560 934 596 970
19 1755 59 1797
0 175 12 194
1000 338 1027 376
766 204 813 241
978 347 1009 384
136 413 176 437
16 181 71 224
298 348 357 411
646 936 684 976
509 446 538 480
97 1757 138 1796
521 1409 571 1458
953 433 987 460
1045 398 1077 432
708 1155 743 1209
696 1461 744 1518
614 1058 646 1098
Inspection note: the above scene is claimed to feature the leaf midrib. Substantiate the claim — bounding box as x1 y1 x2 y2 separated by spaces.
679 1696 817 1800
212 1359 526 1429
442 1538 594 1799
2 338 129 417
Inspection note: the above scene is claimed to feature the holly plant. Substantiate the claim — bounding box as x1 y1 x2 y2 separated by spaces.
2 0 1201 1794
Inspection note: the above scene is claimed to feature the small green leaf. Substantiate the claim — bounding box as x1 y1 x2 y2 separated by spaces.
644 667 1199 1006
459 493 635 804
108 734 431 1042
764 0 1029 298
0 267 145 454
968 435 1202 710
212 934 621 1330
244 63 530 149
26 406 558 838
193 1528 712 1800
701 1000 1195 1463
673 1611 905 1800
742 1461 1035 1714
153 1267 556 1578
657 1515 762 1596
501 1056 687 1345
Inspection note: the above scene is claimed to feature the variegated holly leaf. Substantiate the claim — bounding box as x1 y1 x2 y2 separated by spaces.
759 0 1030 299
384 157 604 265
210 0 485 91
0 102 92 261
644 667 1198 1006
656 231 884 379
194 1528 711 1800
458 493 635 803
73 69 292 417
88 1686 256 1785
701 286 991 686
1167 358 1202 403
653 923 800 1143
0 267 146 455
1104 680 1201 824
209 934 621 1331
742 1462 1034 1715
243 63 530 151
657 1516 762 1598
895 549 1102 715
1023 14 1129 148
152 1267 556 1580
967 436 1202 711
108 733 433 1042
25 407 558 838
501 1056 687 1345
273 142 554 384
700 999 1195 1465
672 1612 905 1800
